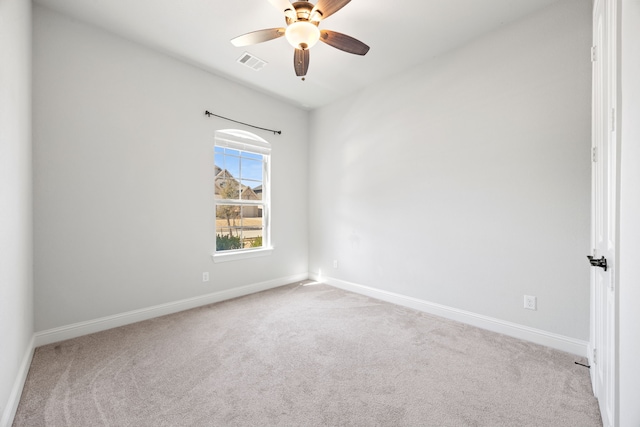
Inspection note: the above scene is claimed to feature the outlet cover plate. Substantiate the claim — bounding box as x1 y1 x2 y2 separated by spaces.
524 295 537 310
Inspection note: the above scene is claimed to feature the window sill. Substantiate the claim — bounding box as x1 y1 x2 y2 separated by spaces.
212 247 273 263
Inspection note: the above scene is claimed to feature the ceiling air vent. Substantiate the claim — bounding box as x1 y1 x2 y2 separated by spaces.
237 52 267 71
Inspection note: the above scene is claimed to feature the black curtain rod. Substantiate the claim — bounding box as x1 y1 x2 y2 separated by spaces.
204 111 282 135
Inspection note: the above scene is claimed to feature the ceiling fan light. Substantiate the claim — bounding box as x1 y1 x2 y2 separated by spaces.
285 21 320 50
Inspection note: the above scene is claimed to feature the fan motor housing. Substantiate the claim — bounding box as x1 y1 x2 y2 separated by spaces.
285 1 321 26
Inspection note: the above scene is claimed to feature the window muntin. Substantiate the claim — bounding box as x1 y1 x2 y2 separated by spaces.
214 131 270 255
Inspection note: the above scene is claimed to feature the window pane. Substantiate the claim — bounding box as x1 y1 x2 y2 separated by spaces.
240 206 263 249
252 184 263 200
215 150 262 202
214 152 224 172
213 148 239 174
216 204 242 251
224 155 240 179
241 157 263 182
215 178 240 200
240 180 261 200
215 205 263 251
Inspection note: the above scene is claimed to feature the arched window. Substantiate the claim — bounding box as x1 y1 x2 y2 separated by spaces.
213 130 271 260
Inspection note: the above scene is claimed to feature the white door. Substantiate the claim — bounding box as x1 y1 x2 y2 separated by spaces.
590 0 617 425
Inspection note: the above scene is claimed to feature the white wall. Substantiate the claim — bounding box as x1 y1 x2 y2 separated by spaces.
309 0 592 340
618 1 640 424
0 0 33 424
33 6 309 331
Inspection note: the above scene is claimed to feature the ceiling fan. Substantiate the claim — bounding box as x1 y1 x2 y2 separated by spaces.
231 0 370 78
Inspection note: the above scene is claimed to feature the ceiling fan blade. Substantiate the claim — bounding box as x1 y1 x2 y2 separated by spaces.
319 30 370 55
231 28 286 47
294 48 310 76
311 0 351 21
267 0 297 20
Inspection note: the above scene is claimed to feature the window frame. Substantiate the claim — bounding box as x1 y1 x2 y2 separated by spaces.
212 129 272 262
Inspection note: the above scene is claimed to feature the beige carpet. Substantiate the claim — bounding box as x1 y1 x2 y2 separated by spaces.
14 282 601 426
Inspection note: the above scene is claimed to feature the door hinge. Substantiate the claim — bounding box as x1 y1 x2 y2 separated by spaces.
591 45 597 62
592 146 598 162
593 348 598 365
611 107 616 132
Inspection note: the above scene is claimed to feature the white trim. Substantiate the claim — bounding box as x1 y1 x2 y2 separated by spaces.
215 129 270 149
588 341 596 391
1 336 35 427
311 274 588 357
34 273 307 347
212 247 273 263
215 130 271 155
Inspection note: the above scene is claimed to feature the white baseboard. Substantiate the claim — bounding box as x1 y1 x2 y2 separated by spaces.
1 336 35 427
34 273 308 347
312 274 588 357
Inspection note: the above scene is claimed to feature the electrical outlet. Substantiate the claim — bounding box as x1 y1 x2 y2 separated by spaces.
333 260 338 269
202 272 209 282
524 295 537 310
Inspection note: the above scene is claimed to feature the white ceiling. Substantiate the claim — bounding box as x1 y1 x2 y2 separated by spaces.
34 0 562 110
